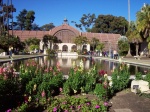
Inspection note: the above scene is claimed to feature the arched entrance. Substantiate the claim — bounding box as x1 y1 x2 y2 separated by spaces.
62 45 68 52
71 45 77 52
82 45 87 54
53 44 59 51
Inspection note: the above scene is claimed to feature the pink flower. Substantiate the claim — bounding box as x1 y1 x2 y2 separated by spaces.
41 90 45 97
0 67 3 74
26 63 29 66
44 68 49 72
95 105 100 109
6 109 11 112
104 102 108 106
50 67 53 71
59 88 63 92
53 107 57 112
78 105 81 109
86 102 91 106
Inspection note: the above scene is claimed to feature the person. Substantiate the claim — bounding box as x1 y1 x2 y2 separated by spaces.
9 46 13 58
113 49 118 59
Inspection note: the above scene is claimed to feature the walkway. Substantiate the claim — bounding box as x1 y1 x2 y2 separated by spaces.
0 54 47 63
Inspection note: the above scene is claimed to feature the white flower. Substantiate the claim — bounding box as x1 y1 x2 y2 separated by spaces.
109 80 112 87
72 61 76 68
104 74 108 78
28 96 32 102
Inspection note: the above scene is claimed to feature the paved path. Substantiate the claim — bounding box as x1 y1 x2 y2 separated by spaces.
109 89 150 112
0 54 47 63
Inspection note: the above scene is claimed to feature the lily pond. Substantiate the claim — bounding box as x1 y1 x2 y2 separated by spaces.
9 56 150 76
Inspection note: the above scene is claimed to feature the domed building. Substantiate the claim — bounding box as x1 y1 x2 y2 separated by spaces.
9 19 121 54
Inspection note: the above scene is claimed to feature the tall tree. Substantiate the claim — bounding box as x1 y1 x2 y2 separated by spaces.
24 37 40 46
16 9 27 30
74 36 88 53
40 23 55 31
32 23 40 30
0 0 16 35
136 3 150 39
91 15 128 35
25 10 35 30
42 35 59 50
72 13 96 31
126 21 142 56
90 37 99 51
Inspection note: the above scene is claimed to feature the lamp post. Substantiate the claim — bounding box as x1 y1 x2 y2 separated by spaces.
108 41 112 58
128 0 130 26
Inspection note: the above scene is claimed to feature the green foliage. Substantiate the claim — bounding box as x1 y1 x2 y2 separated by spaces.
144 72 150 86
14 103 28 112
74 36 89 53
24 37 40 46
94 84 107 100
0 35 24 52
25 11 35 30
148 42 150 50
40 23 55 31
136 4 150 39
0 59 134 111
47 96 107 112
111 63 130 93
96 42 105 51
46 49 56 55
42 35 60 50
118 39 129 56
0 48 4 53
91 15 128 35
16 9 27 30
135 72 143 80
72 13 96 31
29 44 39 51
63 64 98 95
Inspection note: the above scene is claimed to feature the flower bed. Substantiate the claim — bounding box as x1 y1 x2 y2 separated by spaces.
0 59 149 112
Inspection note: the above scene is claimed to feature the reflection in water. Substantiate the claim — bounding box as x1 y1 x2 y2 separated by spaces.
10 56 150 75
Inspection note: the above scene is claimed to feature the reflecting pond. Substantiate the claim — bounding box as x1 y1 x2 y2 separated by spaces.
8 56 150 76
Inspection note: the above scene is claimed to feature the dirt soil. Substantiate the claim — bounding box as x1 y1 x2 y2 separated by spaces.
108 89 150 112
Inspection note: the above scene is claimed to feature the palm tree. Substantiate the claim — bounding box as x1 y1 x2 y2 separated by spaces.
126 21 142 56
43 35 59 50
91 37 99 51
136 3 150 39
146 37 150 57
74 36 88 54
95 42 104 56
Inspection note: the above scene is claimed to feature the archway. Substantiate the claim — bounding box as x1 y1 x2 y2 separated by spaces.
62 45 68 52
71 45 77 52
53 44 59 51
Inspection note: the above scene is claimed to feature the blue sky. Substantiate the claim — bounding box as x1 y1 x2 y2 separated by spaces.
10 0 150 28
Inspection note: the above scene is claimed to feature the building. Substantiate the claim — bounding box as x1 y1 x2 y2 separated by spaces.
9 19 121 53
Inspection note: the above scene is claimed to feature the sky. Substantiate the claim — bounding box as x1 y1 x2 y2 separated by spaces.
8 0 150 28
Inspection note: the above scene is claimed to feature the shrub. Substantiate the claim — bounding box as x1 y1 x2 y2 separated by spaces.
94 84 107 100
135 72 143 80
111 63 130 93
144 72 150 86
0 49 4 54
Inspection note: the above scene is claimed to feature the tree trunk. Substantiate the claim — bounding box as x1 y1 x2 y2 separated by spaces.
136 43 139 56
126 43 132 57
